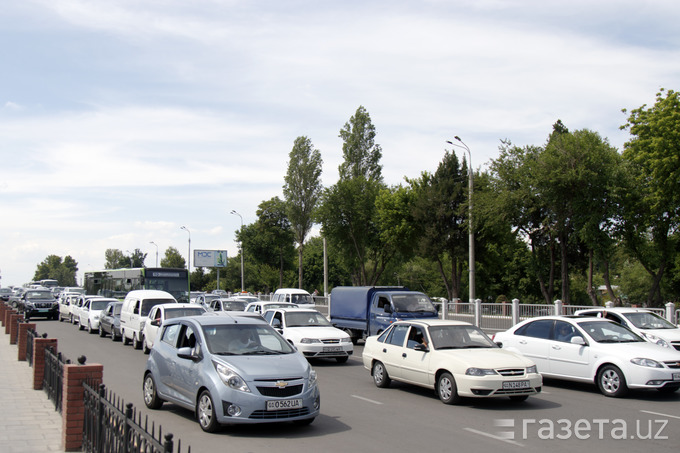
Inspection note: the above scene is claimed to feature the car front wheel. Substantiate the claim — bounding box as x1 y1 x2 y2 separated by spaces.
143 373 163 409
597 364 628 397
197 390 220 433
372 361 391 388
437 372 461 405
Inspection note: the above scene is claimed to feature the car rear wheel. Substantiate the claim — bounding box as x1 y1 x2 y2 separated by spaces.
122 330 130 345
142 336 151 354
437 372 461 405
132 334 142 350
372 361 391 388
143 373 163 409
597 364 628 397
99 326 106 337
197 390 220 433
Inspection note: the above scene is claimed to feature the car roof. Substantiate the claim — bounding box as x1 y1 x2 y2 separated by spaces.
392 319 474 328
166 312 268 327
574 307 655 314
266 307 322 314
158 303 202 309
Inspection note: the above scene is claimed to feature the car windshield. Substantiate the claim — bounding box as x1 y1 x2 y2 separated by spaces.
165 308 205 319
91 300 112 310
623 312 677 330
429 325 497 350
391 294 436 313
202 324 295 355
203 295 221 302
26 291 53 299
577 321 645 343
290 294 313 304
141 299 175 316
264 303 298 310
222 301 247 311
285 311 331 327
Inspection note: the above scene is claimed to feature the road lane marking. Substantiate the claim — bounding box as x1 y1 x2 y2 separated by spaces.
464 428 525 447
640 410 680 420
351 395 383 405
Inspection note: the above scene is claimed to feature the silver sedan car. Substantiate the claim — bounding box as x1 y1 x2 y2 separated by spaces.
143 314 320 432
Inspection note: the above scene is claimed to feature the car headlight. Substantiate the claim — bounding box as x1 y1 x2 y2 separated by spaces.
631 358 664 368
527 365 538 374
340 337 352 344
308 368 318 387
300 338 322 344
213 361 251 392
465 368 498 376
641 332 670 348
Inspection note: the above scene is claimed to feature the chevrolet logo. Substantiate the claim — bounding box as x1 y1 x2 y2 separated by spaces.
275 380 289 388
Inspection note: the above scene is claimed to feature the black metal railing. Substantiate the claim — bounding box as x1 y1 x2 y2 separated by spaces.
82 382 190 453
26 327 36 366
43 346 68 413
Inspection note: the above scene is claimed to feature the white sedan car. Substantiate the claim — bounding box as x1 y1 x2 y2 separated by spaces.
141 303 206 354
78 297 119 333
574 307 680 350
263 308 353 363
362 319 542 404
493 316 680 397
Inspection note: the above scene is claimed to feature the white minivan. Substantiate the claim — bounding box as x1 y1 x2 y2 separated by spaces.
120 290 177 349
271 288 315 307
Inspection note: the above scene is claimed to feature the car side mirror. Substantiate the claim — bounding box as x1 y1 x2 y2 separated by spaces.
571 336 586 345
414 343 429 352
384 305 393 314
177 347 200 360
151 319 161 327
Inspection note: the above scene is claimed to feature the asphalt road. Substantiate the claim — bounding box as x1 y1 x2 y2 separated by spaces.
32 318 680 453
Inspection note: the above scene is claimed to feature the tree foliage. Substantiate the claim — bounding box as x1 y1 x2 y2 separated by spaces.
283 136 323 289
33 255 78 286
160 246 186 269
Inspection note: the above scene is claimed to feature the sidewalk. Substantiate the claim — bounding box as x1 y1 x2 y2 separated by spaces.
0 334 64 453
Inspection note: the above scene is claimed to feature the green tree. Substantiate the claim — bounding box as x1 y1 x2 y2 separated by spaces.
160 246 186 269
408 150 468 300
33 255 78 286
318 106 389 285
283 136 323 289
620 89 680 305
105 249 126 269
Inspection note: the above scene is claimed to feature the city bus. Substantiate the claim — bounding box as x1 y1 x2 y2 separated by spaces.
83 268 189 302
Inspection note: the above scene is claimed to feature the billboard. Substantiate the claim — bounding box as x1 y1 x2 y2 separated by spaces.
193 250 228 268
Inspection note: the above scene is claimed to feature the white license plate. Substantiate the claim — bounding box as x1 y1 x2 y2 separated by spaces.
323 346 342 352
266 399 303 411
673 373 680 381
503 380 530 390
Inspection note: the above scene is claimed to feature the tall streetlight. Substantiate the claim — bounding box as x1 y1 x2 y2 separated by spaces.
180 226 191 298
230 210 245 292
149 241 159 267
447 136 475 303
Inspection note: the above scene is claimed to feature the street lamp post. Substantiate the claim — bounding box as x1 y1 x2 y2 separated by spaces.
180 226 191 298
230 210 245 292
149 241 159 267
447 137 475 303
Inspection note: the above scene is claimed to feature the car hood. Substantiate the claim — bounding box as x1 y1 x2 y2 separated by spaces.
215 353 311 379
638 327 680 342
284 326 349 340
592 340 680 360
436 347 534 368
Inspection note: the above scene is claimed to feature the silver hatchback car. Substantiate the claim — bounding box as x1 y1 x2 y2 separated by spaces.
143 314 320 432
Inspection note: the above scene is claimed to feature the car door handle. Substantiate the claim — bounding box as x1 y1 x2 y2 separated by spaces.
552 345 561 350
382 348 387 353
402 353 407 358
519 340 527 345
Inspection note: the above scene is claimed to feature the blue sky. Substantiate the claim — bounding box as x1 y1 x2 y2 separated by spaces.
1 0 679 287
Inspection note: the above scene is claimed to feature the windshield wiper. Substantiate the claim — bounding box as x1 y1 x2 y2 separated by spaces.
242 350 279 355
213 351 237 355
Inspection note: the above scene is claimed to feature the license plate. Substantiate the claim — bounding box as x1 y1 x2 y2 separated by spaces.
503 380 530 389
323 346 342 352
266 399 303 411
673 373 680 381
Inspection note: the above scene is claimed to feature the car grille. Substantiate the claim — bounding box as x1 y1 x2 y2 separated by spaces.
493 388 537 395
249 407 310 420
321 339 341 344
670 342 680 352
664 361 680 369
256 384 303 397
497 368 525 376
32 302 54 309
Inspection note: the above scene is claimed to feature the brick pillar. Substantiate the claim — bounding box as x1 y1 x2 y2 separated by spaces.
17 323 36 361
32 338 58 390
62 363 104 452
0 302 7 327
5 308 17 333
9 313 24 344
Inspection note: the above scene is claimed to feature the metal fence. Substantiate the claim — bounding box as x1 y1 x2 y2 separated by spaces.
43 347 67 413
82 382 190 453
26 327 36 366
